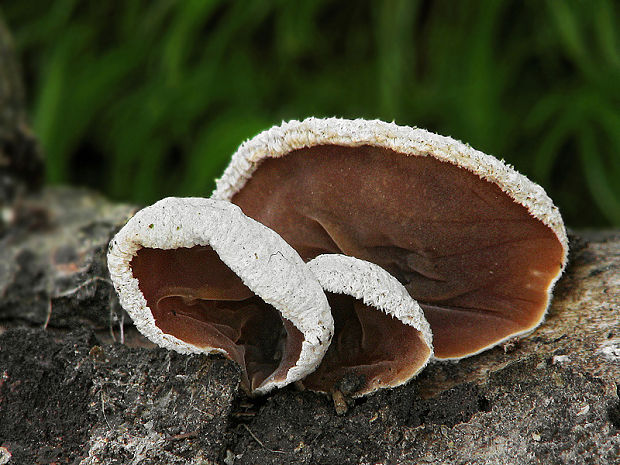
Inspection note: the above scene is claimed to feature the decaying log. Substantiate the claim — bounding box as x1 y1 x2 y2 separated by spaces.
0 186 618 465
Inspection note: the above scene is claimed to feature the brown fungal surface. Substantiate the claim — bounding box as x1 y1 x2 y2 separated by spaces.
131 245 303 391
304 254 432 396
305 293 427 393
107 197 332 394
213 118 568 359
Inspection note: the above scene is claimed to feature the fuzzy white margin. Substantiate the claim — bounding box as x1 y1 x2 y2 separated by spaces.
307 254 433 394
212 117 567 254
211 117 569 359
107 197 333 394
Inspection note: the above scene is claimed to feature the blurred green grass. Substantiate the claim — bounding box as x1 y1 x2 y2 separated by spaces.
2 0 619 226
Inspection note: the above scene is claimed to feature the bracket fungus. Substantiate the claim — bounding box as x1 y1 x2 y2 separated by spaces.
304 254 432 396
213 117 569 360
107 197 333 394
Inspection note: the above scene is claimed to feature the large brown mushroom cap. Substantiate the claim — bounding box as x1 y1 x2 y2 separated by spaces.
107 197 333 394
212 118 568 359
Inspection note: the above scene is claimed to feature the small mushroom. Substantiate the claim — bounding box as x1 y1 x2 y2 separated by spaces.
304 254 432 396
107 197 333 394
212 117 568 359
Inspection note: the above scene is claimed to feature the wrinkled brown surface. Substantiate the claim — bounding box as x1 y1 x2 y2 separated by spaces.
232 145 565 358
131 246 303 391
303 292 430 395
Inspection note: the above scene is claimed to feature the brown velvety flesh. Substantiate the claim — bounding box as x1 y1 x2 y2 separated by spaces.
231 145 565 359
130 246 303 391
304 293 430 394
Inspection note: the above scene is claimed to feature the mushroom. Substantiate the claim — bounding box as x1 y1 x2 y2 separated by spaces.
304 254 432 396
212 118 568 360
107 197 333 394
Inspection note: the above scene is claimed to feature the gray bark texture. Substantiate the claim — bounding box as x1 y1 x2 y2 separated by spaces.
0 15 618 465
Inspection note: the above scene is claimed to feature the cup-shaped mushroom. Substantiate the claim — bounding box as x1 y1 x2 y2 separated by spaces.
212 117 569 360
304 254 432 396
107 197 333 394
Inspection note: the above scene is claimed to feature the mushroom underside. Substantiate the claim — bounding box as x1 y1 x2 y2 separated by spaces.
131 245 304 391
230 144 565 359
303 292 430 395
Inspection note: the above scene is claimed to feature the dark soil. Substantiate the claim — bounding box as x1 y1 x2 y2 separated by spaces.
0 328 239 464
1 326 618 465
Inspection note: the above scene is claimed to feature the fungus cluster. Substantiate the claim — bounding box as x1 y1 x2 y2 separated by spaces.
108 118 568 396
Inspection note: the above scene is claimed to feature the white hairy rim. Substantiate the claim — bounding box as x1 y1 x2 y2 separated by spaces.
212 117 568 260
107 197 333 394
307 254 433 389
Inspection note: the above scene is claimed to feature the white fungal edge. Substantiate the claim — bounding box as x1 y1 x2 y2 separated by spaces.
212 117 569 356
307 254 433 393
107 197 333 394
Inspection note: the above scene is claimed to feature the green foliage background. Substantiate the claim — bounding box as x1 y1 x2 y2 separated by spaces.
3 0 620 226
